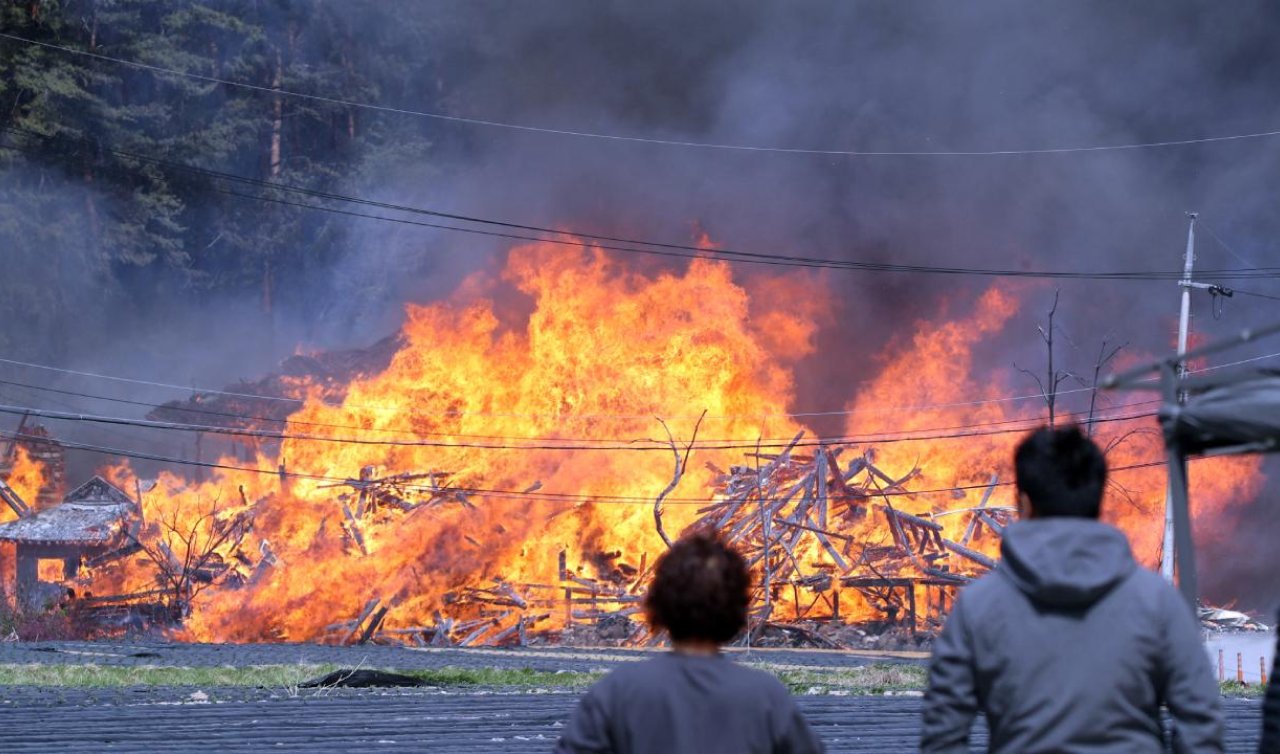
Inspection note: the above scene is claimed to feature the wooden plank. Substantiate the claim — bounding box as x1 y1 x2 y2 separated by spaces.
941 538 997 569
882 505 907 550
772 519 853 543
884 506 943 532
977 511 1006 536
814 449 829 530
356 606 389 645
494 582 528 609
343 598 381 645
961 473 999 545
0 478 31 518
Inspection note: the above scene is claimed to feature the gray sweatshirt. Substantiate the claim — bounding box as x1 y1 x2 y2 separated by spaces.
920 518 1223 754
554 651 824 754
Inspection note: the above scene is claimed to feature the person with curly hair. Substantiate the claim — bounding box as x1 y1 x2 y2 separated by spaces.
554 532 824 753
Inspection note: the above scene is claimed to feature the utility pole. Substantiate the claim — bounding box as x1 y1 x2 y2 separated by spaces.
1161 212 1233 581
1160 214 1197 580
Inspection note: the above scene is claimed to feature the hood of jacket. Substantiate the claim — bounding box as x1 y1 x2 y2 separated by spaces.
997 518 1136 608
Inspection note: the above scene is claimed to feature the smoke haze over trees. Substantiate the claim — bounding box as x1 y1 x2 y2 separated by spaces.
0 0 444 367
3 1 1280 610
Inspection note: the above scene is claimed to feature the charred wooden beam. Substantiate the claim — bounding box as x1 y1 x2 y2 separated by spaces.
941 538 998 569
961 474 999 545
0 478 31 518
356 605 389 645
771 519 853 542
342 598 382 645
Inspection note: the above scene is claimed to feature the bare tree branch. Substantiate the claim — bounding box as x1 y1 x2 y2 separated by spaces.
1084 338 1127 435
1019 290 1076 427
125 492 253 617
653 411 708 548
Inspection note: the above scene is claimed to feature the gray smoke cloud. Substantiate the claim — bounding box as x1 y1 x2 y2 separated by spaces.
324 0 1280 610
335 0 1280 354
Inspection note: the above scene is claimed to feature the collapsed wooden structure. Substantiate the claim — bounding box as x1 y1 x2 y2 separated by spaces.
317 431 1009 649
1 419 1008 647
671 432 1007 641
129 341 1010 647
0 476 138 608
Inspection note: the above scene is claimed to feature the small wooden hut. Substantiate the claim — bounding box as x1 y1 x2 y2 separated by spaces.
0 476 137 604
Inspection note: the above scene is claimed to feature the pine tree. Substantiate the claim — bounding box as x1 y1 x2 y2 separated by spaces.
0 1 444 356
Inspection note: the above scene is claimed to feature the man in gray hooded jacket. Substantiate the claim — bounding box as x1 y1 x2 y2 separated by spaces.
920 425 1222 753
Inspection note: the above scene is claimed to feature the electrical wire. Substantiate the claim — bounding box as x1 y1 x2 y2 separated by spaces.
0 381 170 453
0 426 1173 506
5 128 1280 281
2 347 1276 423
0 374 1162 446
1194 220 1280 308
0 355 304 404
0 353 1160 421
0 401 1161 453
1198 220 1269 272
1234 289 1280 303
4 31 1280 158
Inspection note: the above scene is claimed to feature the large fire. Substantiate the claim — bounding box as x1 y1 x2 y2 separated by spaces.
1 446 48 522
18 239 1269 642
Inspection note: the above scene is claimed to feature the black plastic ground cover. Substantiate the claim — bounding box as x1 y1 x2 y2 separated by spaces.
299 668 426 688
0 690 1263 753
0 640 919 671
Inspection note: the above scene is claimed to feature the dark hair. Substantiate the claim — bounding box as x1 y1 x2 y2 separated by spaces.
643 532 751 643
1014 424 1108 518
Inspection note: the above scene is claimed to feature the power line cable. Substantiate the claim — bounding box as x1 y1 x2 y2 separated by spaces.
0 426 1173 505
5 127 1280 281
0 346 1275 425
220 184 1280 281
1198 220 1270 272
0 355 303 404
1234 289 1280 303
4 31 1280 158
0 353 1158 421
1195 219 1280 303
0 381 167 452
9 347 1277 461
0 374 1162 446
0 401 1160 453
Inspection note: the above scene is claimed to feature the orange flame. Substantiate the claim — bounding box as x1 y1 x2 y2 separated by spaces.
83 240 1264 641
2 446 47 520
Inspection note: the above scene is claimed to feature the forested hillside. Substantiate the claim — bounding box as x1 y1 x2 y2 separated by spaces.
0 0 444 361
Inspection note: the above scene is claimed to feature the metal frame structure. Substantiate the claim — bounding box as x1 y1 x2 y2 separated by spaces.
1104 321 1280 606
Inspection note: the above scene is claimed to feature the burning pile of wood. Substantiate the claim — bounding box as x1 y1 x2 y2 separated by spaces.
320 431 1009 649
678 432 1007 642
64 413 1009 648
320 466 477 556
321 550 649 648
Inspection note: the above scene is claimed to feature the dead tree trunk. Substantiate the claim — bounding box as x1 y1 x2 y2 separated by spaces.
1084 337 1126 435
1016 290 1071 426
268 50 283 180
653 412 707 548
